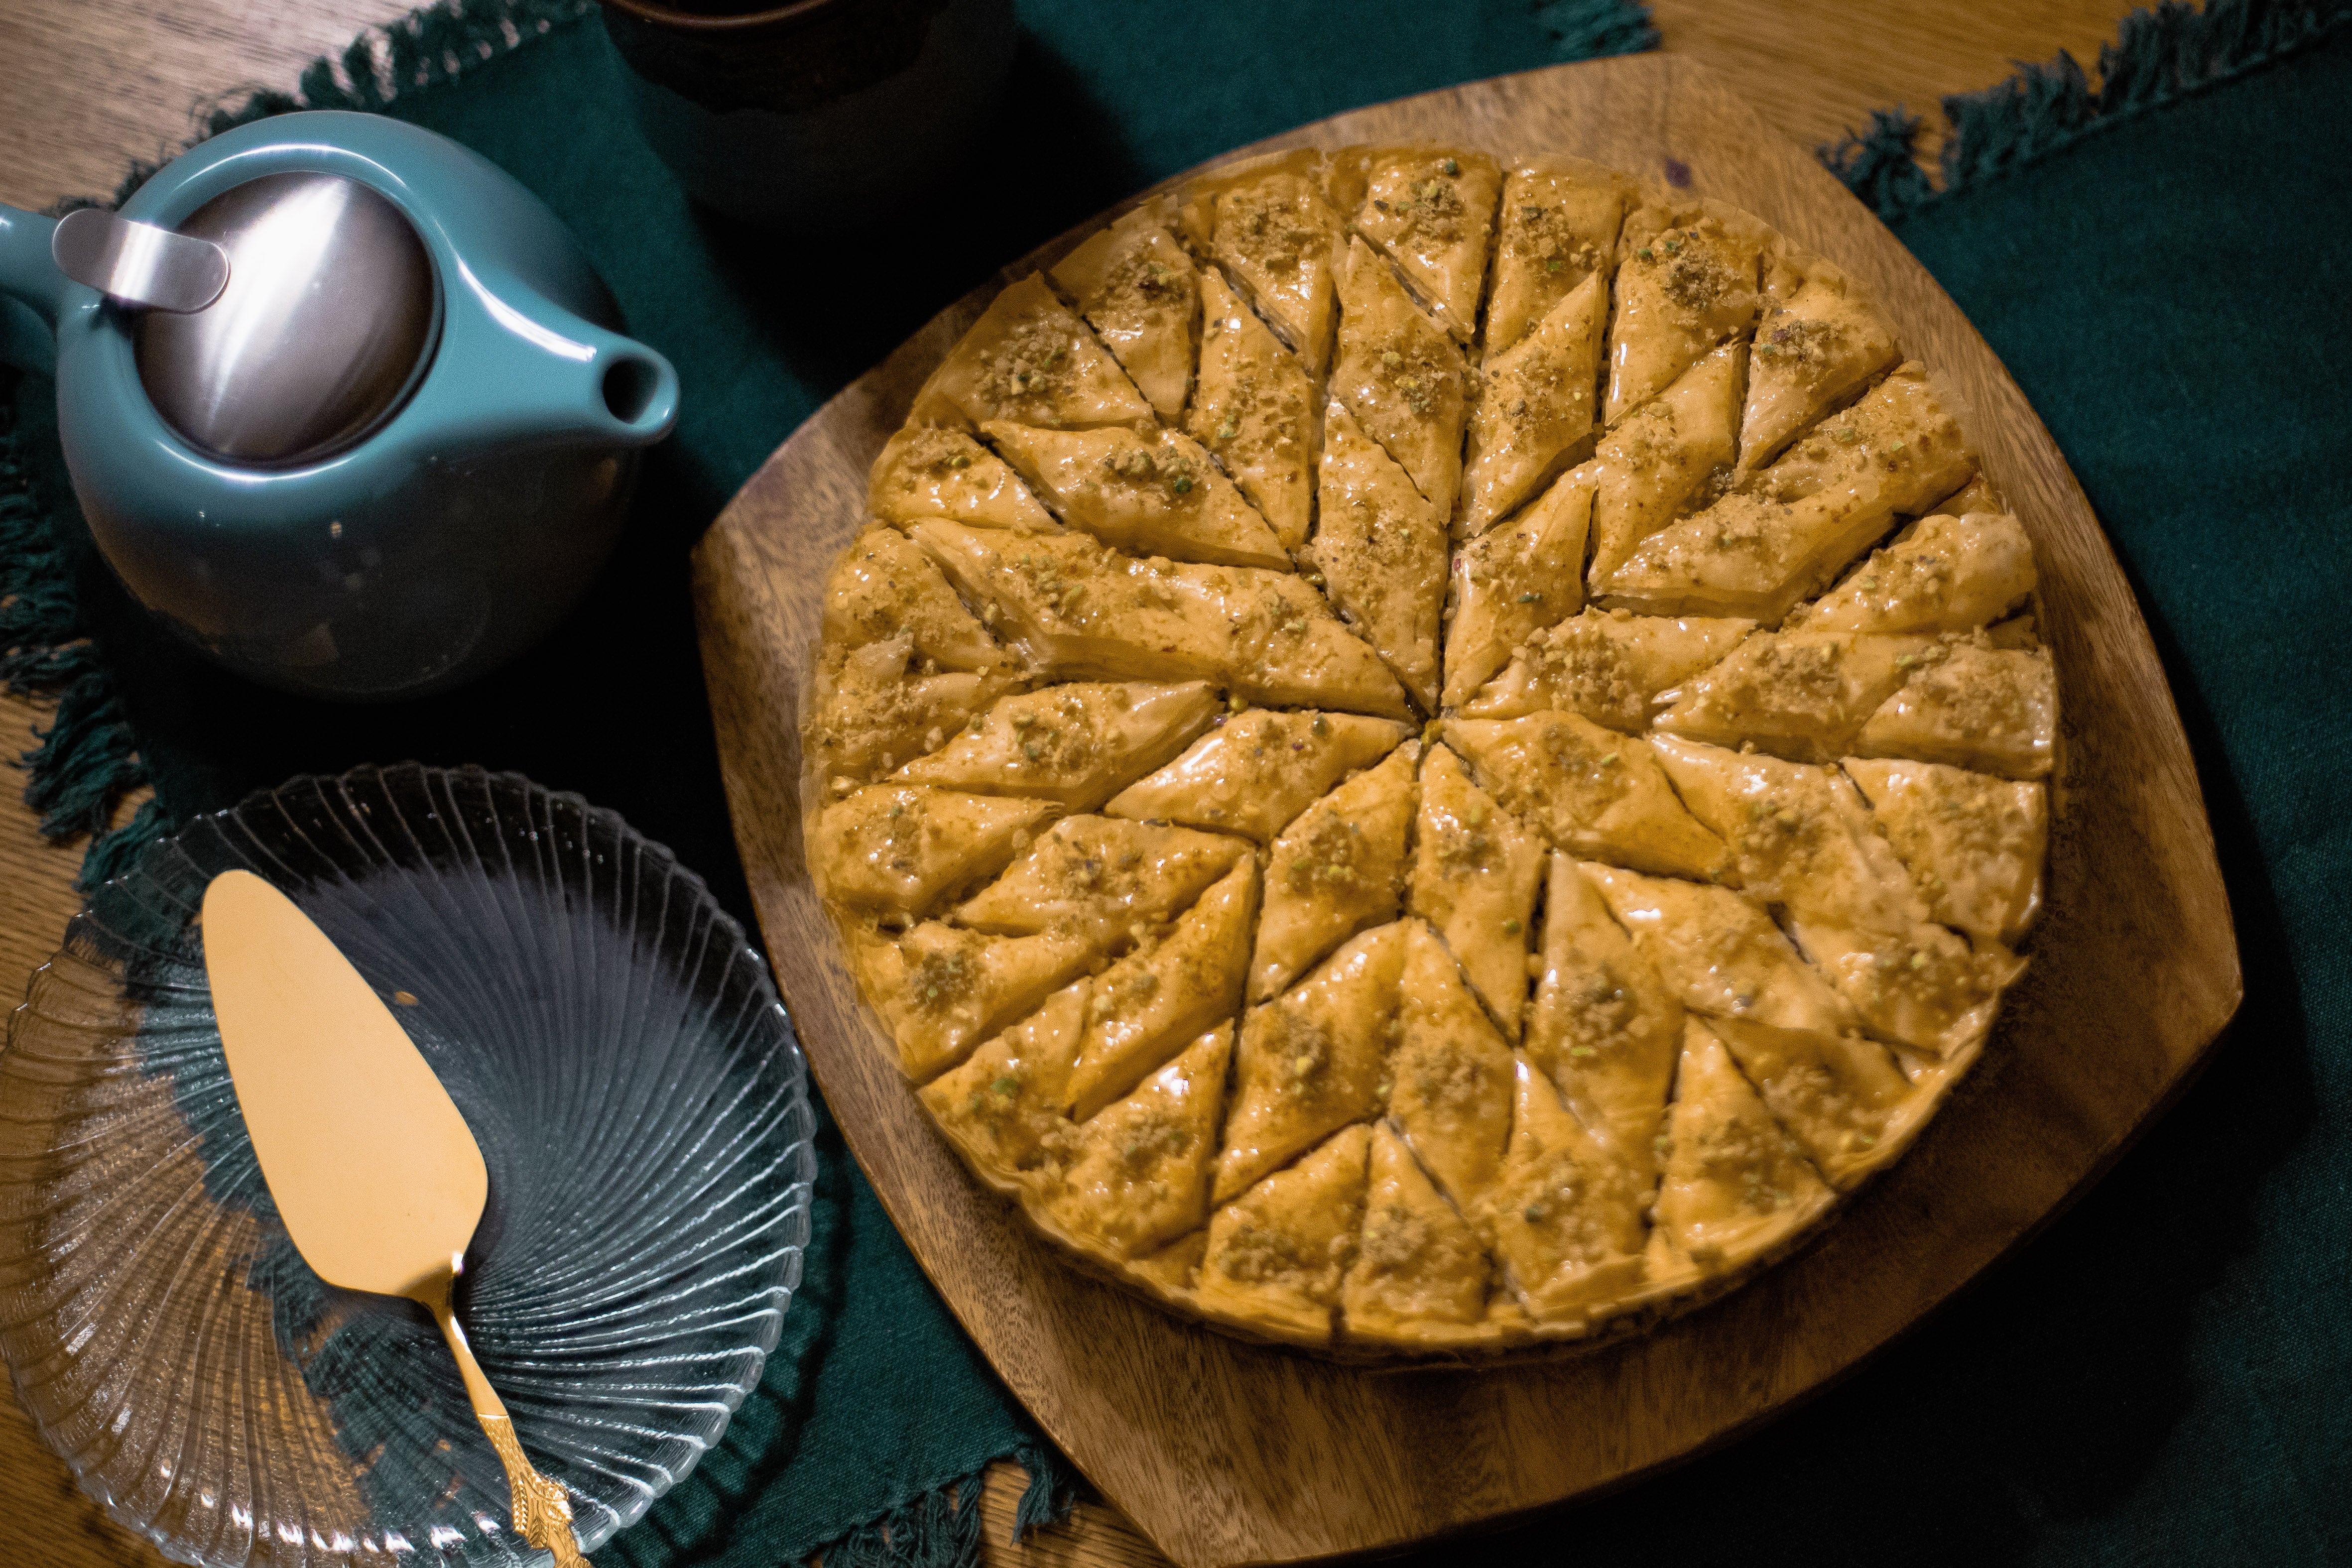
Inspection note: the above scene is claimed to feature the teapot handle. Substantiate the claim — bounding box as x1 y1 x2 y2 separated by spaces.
0 204 66 375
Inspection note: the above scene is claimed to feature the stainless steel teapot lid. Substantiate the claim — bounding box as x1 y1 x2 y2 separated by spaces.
126 173 439 469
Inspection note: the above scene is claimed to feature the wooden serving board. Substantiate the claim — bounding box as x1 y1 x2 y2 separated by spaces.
689 54 2239 1568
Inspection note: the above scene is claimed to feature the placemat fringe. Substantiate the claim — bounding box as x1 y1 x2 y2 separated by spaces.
0 383 156 883
809 1445 1073 1568
1006 1438 1080 1543
1822 0 2352 215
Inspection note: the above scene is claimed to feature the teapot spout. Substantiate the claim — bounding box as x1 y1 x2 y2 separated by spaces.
451 255 679 453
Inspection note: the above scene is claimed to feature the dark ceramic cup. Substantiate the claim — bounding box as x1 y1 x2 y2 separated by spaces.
599 0 1016 231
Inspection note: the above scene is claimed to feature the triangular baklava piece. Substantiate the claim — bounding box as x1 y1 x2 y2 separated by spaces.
1330 236 1470 518
921 979 1091 1191
1106 709 1407 843
855 920 1099 1082
910 523 1410 717
1585 341 1745 583
1047 1022 1232 1259
1339 144 1501 344
867 426 1056 531
1653 1020 1834 1269
1406 746 1543 1037
1486 156 1634 361
1855 640 2058 779
1441 471 1592 708
1184 150 1346 374
983 421 1288 569
909 273 1154 430
1738 263 1900 471
1798 510 2036 635
1843 759 2047 944
1604 202 1767 426
1459 269 1608 535
1464 609 1754 730
1476 1055 1650 1322
1048 206 1201 422
1064 859 1257 1118
1341 1122 1497 1348
1577 863 1860 1040
1443 714 1730 881
910 521 1216 677
956 815 1249 950
1784 921 2024 1065
1196 1123 1371 1344
824 524 1001 672
896 680 1219 809
1388 921 1516 1200
1598 363 1975 621
1186 268 1317 551
1313 401 1450 711
1648 735 1928 932
1652 628 1939 764
1704 1014 1921 1189
1252 741 1419 1000
813 785 1057 917
806 637 1020 785
1524 853 1684 1157
1216 923 1406 1202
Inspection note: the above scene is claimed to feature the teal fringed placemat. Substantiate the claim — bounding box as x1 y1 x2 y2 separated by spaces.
0 3 1656 1565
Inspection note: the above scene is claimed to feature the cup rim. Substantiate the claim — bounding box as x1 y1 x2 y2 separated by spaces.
598 0 844 31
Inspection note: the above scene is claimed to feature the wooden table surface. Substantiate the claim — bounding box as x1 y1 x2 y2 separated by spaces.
0 1 2137 1563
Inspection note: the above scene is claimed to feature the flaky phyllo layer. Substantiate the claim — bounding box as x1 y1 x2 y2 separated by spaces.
807 145 2053 1357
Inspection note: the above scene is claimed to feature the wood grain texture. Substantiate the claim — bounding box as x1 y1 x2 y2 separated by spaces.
690 53 2240 1568
0 4 2194 1568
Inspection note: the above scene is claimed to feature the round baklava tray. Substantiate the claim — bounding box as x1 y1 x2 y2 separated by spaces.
800 143 2054 1360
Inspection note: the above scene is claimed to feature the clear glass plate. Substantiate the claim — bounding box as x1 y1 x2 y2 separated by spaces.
0 764 817 1567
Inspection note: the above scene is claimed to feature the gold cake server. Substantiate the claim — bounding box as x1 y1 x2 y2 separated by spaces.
201 868 590 1567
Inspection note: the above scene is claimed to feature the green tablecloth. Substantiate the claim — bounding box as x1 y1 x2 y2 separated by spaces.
4 0 2349 1562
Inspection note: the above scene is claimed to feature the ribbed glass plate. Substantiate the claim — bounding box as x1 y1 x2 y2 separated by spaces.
0 764 817 1567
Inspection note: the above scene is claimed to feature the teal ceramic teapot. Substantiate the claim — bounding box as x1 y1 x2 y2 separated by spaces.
0 112 679 699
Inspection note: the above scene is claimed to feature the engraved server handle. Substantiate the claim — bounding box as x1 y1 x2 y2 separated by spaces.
420 1269 592 1567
